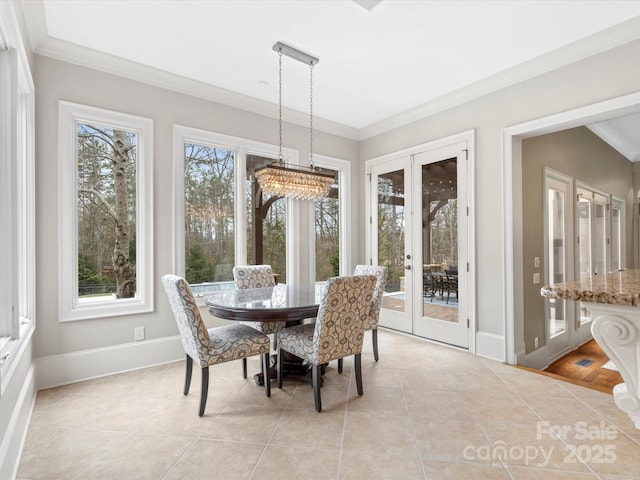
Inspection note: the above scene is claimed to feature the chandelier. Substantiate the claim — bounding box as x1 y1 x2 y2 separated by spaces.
254 42 334 201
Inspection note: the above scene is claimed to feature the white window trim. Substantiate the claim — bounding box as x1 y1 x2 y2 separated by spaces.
171 125 298 280
308 154 351 281
58 101 154 321
0 0 36 395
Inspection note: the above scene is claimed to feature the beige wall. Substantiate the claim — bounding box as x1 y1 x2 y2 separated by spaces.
29 34 640 362
521 127 634 354
360 38 640 359
33 54 359 358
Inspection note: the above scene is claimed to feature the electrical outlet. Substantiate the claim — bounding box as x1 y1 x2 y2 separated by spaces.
534 257 540 268
534 337 539 349
533 272 540 284
134 326 145 342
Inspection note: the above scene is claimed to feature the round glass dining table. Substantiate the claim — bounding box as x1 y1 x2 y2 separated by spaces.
205 284 327 386
205 284 326 322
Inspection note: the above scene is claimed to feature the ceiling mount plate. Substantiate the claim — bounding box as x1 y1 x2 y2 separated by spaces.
273 42 319 66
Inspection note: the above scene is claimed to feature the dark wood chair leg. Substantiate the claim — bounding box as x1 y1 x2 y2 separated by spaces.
242 358 247 379
184 354 193 395
263 353 271 397
337 358 343 374
372 329 379 362
354 353 363 396
199 366 209 417
312 364 322 412
320 363 327 375
277 348 283 389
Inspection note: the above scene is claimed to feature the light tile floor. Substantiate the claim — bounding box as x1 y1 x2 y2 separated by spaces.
17 329 640 479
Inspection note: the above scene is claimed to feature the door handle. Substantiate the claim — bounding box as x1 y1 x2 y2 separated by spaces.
405 264 412 270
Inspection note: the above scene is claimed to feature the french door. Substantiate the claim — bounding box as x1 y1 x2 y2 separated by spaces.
575 184 609 346
544 171 625 361
369 141 469 348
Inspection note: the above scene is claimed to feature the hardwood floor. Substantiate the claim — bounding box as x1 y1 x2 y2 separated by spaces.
542 339 623 394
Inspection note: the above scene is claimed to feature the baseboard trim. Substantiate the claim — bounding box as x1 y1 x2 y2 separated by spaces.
521 344 550 370
0 365 36 480
34 335 184 390
475 331 505 362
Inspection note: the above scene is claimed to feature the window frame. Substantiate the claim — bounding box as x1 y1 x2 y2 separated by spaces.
0 2 36 396
58 101 154 321
172 125 298 284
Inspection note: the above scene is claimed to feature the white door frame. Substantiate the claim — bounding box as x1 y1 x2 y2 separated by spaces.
503 91 640 365
365 129 476 352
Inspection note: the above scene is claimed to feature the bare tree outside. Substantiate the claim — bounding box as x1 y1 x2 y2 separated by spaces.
77 124 137 298
184 144 235 284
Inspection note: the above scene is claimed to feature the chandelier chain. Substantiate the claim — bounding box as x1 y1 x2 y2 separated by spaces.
254 42 331 201
278 49 283 163
309 63 314 169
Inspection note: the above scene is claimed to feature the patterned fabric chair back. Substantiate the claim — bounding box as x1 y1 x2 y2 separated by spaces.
353 265 388 330
161 274 210 367
313 275 377 365
233 265 276 289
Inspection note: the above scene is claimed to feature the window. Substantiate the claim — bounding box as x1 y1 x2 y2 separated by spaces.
183 142 236 291
0 3 36 395
314 171 339 281
173 126 297 294
312 155 350 281
58 102 153 321
246 154 288 282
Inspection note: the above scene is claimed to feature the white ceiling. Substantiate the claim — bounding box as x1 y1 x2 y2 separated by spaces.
19 0 640 152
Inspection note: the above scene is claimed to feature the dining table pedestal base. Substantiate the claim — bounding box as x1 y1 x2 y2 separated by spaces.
253 352 322 387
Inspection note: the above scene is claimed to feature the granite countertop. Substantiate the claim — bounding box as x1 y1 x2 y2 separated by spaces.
540 269 640 306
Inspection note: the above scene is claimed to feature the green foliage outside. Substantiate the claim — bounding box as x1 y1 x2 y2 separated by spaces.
185 245 214 284
78 255 109 285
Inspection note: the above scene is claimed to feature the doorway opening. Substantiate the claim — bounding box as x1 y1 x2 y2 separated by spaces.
503 92 640 383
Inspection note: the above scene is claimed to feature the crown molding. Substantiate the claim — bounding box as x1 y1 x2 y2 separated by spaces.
17 0 640 142
587 123 640 162
34 37 359 141
358 15 640 140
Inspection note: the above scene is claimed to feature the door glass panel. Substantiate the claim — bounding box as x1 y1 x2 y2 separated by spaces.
377 169 405 313
547 187 566 337
594 201 607 276
611 205 621 271
421 158 458 321
577 196 592 280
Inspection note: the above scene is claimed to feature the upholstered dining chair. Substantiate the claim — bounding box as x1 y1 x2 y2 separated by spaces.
232 264 286 378
161 274 271 416
276 274 377 412
337 264 388 373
